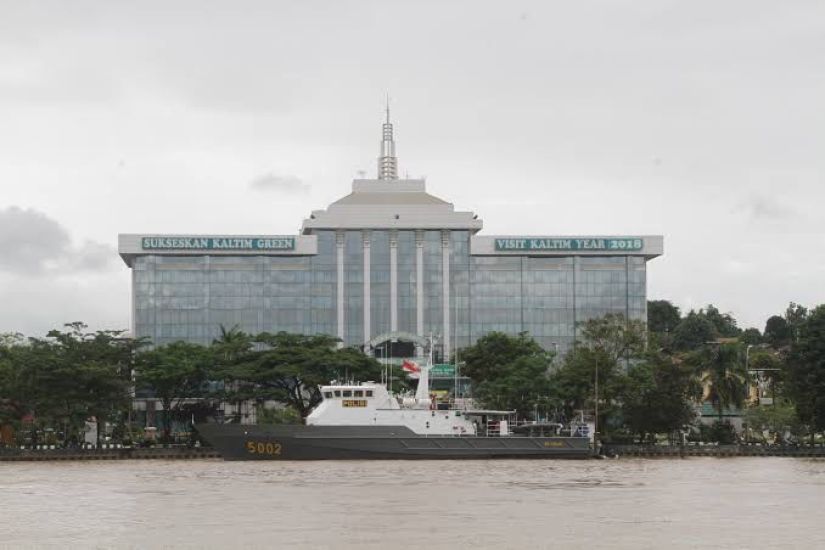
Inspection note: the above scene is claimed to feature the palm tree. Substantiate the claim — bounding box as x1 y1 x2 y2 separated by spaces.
213 325 252 363
212 325 254 423
693 344 749 421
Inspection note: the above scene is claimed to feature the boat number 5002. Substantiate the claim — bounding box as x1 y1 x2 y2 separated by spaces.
245 441 282 456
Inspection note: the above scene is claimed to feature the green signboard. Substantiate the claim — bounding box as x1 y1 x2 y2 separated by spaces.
494 237 643 252
430 364 456 377
141 236 296 251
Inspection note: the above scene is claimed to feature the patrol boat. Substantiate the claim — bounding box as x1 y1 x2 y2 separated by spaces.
196 364 592 460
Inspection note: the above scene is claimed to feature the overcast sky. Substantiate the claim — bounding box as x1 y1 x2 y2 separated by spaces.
1 0 823 336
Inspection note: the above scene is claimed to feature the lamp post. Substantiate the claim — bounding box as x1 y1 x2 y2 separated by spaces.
594 361 599 447
746 344 755 402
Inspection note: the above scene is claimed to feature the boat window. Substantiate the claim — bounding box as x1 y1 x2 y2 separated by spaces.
323 392 332 399
342 390 352 397
353 390 364 397
366 390 373 397
334 390 341 397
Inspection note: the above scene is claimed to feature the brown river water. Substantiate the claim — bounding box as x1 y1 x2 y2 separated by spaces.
2 457 824 549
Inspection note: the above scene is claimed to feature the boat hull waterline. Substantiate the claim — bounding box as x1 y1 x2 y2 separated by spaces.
196 424 592 460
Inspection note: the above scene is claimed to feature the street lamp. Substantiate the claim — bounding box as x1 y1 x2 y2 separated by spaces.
594 361 599 446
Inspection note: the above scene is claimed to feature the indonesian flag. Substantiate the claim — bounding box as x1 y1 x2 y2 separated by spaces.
401 359 421 378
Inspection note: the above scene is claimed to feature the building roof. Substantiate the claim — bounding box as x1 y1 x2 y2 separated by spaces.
301 179 483 234
331 189 450 206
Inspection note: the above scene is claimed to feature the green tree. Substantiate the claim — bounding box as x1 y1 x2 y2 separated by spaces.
211 325 255 423
703 305 740 337
743 400 800 442
739 328 762 346
459 332 554 418
764 315 791 349
672 311 717 351
619 352 700 443
212 325 253 364
550 314 647 433
136 341 214 439
0 323 143 446
552 346 621 417
0 335 31 430
459 331 548 384
1 338 61 431
46 323 146 444
785 304 825 442
579 313 647 364
473 355 553 418
785 302 809 344
689 343 748 421
230 333 382 418
647 300 681 334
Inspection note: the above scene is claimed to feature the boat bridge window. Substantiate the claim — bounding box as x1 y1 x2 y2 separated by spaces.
334 390 341 397
366 390 373 397
323 391 333 399
342 390 352 397
354 390 364 397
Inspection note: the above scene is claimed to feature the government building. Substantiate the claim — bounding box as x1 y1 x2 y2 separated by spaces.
119 112 663 362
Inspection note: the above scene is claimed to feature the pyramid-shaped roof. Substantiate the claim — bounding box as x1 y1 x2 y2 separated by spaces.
301 179 482 234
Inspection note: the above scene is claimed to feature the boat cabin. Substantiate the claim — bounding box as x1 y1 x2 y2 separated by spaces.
307 381 479 436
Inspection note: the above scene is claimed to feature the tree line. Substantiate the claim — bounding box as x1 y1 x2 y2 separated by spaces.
0 325 383 446
460 301 825 444
2 300 824 447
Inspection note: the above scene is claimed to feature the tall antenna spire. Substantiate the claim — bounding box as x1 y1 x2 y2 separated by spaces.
378 96 398 180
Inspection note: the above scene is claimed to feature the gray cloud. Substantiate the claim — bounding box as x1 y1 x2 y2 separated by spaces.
0 206 70 273
69 240 118 272
0 206 116 275
736 195 797 223
249 173 311 194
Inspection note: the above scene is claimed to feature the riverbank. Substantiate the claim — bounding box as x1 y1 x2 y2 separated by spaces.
605 444 825 458
6 444 825 461
0 447 221 461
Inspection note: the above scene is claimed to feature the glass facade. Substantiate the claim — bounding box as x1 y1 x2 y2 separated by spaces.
133 229 649 354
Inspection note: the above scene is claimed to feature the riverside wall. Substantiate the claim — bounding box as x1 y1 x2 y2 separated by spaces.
605 444 825 458
0 447 221 461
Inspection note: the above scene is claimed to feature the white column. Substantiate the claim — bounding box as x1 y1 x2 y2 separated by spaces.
441 230 451 363
363 230 371 348
415 230 424 340
336 231 345 346
390 230 398 332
